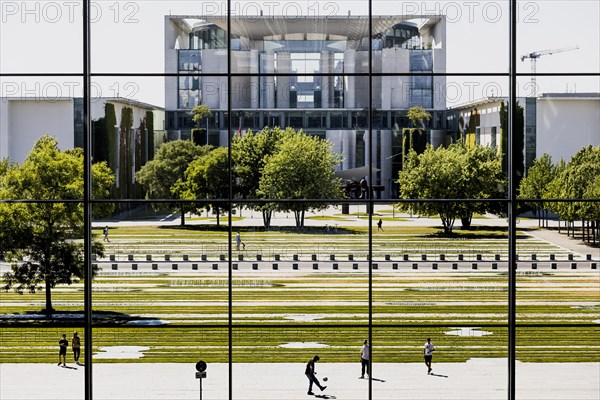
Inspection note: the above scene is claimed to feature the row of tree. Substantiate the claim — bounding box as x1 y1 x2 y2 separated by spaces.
519 145 600 244
136 127 343 229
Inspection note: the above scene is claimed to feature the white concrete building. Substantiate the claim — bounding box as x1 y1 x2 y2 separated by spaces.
165 15 447 198
0 97 164 198
536 93 600 162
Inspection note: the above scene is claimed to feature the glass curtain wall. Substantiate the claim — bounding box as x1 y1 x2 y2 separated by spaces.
0 1 598 400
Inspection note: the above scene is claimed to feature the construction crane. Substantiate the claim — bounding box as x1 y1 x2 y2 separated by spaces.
521 45 579 96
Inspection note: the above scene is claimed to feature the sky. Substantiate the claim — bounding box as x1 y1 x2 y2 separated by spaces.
1 0 598 107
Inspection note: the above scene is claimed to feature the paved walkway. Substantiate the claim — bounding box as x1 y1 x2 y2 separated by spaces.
2 361 599 400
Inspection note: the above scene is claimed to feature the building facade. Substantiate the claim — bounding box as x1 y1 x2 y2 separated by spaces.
165 15 447 198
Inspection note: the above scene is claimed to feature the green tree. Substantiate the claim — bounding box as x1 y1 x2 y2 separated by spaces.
402 106 431 168
258 130 343 228
135 140 211 225
518 153 556 225
1 136 115 315
175 147 230 227
398 144 503 233
232 126 287 228
546 146 600 226
192 105 213 146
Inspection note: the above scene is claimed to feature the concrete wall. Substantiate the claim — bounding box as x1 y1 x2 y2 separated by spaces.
0 99 74 162
536 97 600 162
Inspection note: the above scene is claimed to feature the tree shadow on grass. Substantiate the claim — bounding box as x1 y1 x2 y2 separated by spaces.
0 310 166 327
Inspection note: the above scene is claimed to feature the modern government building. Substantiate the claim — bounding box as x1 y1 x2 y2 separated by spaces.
165 15 447 198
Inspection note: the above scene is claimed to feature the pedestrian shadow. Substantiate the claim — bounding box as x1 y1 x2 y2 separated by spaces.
62 365 78 370
371 377 386 382
430 373 448 378
314 395 336 399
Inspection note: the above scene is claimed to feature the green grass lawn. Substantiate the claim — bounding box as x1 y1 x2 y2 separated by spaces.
2 225 598 363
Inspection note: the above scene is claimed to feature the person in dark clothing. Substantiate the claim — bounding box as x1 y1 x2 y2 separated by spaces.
305 355 327 395
58 334 68 367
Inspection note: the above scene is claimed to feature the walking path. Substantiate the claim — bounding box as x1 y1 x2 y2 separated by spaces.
2 361 598 400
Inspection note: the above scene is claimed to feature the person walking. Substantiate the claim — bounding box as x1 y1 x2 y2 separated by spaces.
424 337 435 374
360 339 370 378
72 332 81 365
58 334 68 367
103 226 109 242
377 218 383 231
235 232 241 251
305 355 326 395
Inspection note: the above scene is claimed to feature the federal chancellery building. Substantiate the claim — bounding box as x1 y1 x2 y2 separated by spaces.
164 15 447 198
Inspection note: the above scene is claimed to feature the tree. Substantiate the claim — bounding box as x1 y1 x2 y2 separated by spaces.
546 146 600 242
192 105 213 146
175 147 230 227
136 140 211 225
518 153 556 225
257 130 343 228
1 136 115 315
402 106 431 168
397 144 503 233
232 126 287 228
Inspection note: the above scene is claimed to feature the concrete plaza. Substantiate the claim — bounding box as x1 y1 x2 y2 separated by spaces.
1 360 599 400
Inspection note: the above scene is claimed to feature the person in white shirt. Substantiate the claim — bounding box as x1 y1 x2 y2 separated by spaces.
423 338 435 374
360 339 370 378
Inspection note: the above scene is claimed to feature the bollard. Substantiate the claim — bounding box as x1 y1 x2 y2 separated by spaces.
192 264 198 271
311 254 317 261
385 255 391 261
172 264 178 270
165 255 170 261
551 263 557 270
353 263 358 270
252 263 258 270
128 255 134 261
492 263 498 270
293 263 299 270
183 255 189 261
568 254 574 261
531 254 537 261
330 254 335 261
591 263 597 270
111 264 118 270
421 254 427 261
109 255 116 261
392 263 398 270
412 263 418 270
403 254 409 261
256 255 262 261
272 263 278 270
293 255 299 261
238 254 244 261
586 254 592 261
458 254 464 261
571 263 577 269
452 263 458 270
152 263 158 270
220 255 225 261
201 255 207 261
472 263 478 270
146 255 152 261
476 254 482 261
440 254 445 261
233 263 238 270
432 263 438 270
372 263 378 270
495 254 501 261
212 264 218 270
313 263 318 270
348 255 354 261
132 264 138 270
274 254 280 261
550 254 555 261
532 263 537 270
333 263 339 270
